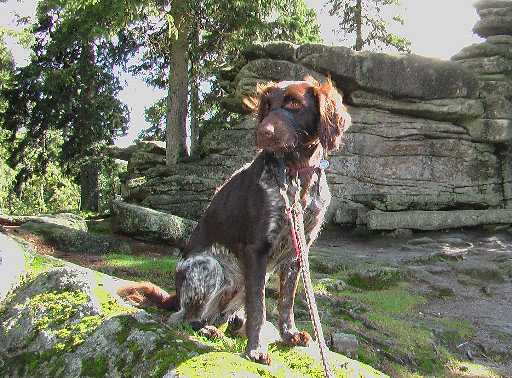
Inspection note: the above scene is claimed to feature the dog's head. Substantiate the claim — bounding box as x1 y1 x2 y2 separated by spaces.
247 77 351 154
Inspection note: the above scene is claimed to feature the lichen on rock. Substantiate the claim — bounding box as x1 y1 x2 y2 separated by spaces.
0 234 388 377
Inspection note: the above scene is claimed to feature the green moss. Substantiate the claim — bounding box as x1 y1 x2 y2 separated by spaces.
150 341 200 378
438 318 476 349
81 356 109 377
115 315 135 344
175 351 278 378
347 267 404 290
92 271 134 318
347 283 426 314
310 256 346 274
30 291 89 331
446 359 501 377
27 286 128 356
25 253 64 275
54 315 103 352
103 253 178 274
333 283 449 375
96 253 178 291
270 345 325 378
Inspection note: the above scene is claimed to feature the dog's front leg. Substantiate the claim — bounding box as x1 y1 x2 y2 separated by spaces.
244 247 271 365
278 258 311 346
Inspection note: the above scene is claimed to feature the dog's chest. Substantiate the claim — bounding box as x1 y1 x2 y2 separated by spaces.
258 166 331 271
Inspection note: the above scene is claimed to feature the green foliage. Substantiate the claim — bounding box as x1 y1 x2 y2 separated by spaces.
98 157 126 213
0 28 14 118
134 0 322 144
7 161 81 215
1 0 129 205
327 0 411 52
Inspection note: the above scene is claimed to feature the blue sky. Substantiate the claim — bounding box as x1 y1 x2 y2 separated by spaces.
2 0 482 147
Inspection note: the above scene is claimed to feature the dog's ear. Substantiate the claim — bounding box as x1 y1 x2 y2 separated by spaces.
243 81 276 120
314 78 351 152
303 75 319 86
242 96 258 112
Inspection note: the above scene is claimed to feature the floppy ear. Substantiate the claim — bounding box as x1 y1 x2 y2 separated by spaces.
242 81 276 119
314 78 351 152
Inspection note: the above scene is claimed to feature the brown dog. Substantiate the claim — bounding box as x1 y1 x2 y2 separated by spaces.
119 77 350 364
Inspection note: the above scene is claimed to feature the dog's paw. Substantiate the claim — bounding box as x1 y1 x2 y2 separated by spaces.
246 348 272 365
199 325 224 339
282 330 311 347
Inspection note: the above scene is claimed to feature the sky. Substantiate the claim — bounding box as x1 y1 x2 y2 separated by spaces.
1 0 482 147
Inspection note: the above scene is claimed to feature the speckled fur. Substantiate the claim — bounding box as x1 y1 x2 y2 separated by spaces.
173 160 331 327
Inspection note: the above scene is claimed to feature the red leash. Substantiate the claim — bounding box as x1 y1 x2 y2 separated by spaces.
281 189 334 378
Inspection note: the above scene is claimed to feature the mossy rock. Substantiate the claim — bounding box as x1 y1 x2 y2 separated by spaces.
347 267 404 290
0 234 388 377
20 221 131 254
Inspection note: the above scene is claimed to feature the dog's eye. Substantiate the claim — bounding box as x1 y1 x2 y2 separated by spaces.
284 98 303 111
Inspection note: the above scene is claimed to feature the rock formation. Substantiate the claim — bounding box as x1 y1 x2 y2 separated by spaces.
115 1 512 232
0 233 387 377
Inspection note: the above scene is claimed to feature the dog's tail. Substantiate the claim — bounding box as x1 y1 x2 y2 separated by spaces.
117 281 179 311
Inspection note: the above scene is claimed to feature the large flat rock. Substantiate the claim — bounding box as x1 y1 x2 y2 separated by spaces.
367 209 512 230
111 200 197 244
348 91 484 122
296 45 479 100
328 107 502 212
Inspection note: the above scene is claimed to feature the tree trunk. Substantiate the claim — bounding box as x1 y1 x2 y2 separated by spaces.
188 23 200 160
355 0 363 51
80 161 99 212
166 10 190 166
79 41 99 212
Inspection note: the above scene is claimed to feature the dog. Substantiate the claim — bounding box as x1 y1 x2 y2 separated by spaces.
118 76 351 365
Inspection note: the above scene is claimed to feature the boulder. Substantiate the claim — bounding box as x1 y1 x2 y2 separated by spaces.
463 118 512 142
0 234 388 378
297 45 479 99
0 213 88 231
244 41 299 62
329 107 502 212
456 56 512 75
482 96 512 119
106 141 166 162
111 201 197 244
486 35 512 44
452 42 512 60
0 233 25 301
475 0 512 11
348 90 484 122
330 333 359 358
20 221 132 255
474 15 512 38
367 209 512 231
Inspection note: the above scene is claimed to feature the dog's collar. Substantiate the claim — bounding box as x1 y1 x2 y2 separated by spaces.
287 159 329 176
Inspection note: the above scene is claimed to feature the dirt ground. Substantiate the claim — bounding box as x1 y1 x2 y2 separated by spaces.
314 226 512 377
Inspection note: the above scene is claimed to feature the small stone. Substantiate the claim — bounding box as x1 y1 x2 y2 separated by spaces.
431 284 455 298
407 237 436 246
333 280 348 292
481 286 493 296
389 229 413 238
330 333 358 358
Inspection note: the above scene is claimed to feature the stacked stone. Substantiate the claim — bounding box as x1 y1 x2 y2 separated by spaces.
112 122 256 220
452 0 512 143
118 24 512 228
452 0 512 207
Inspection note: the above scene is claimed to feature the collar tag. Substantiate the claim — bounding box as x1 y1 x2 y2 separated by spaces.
319 159 330 170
